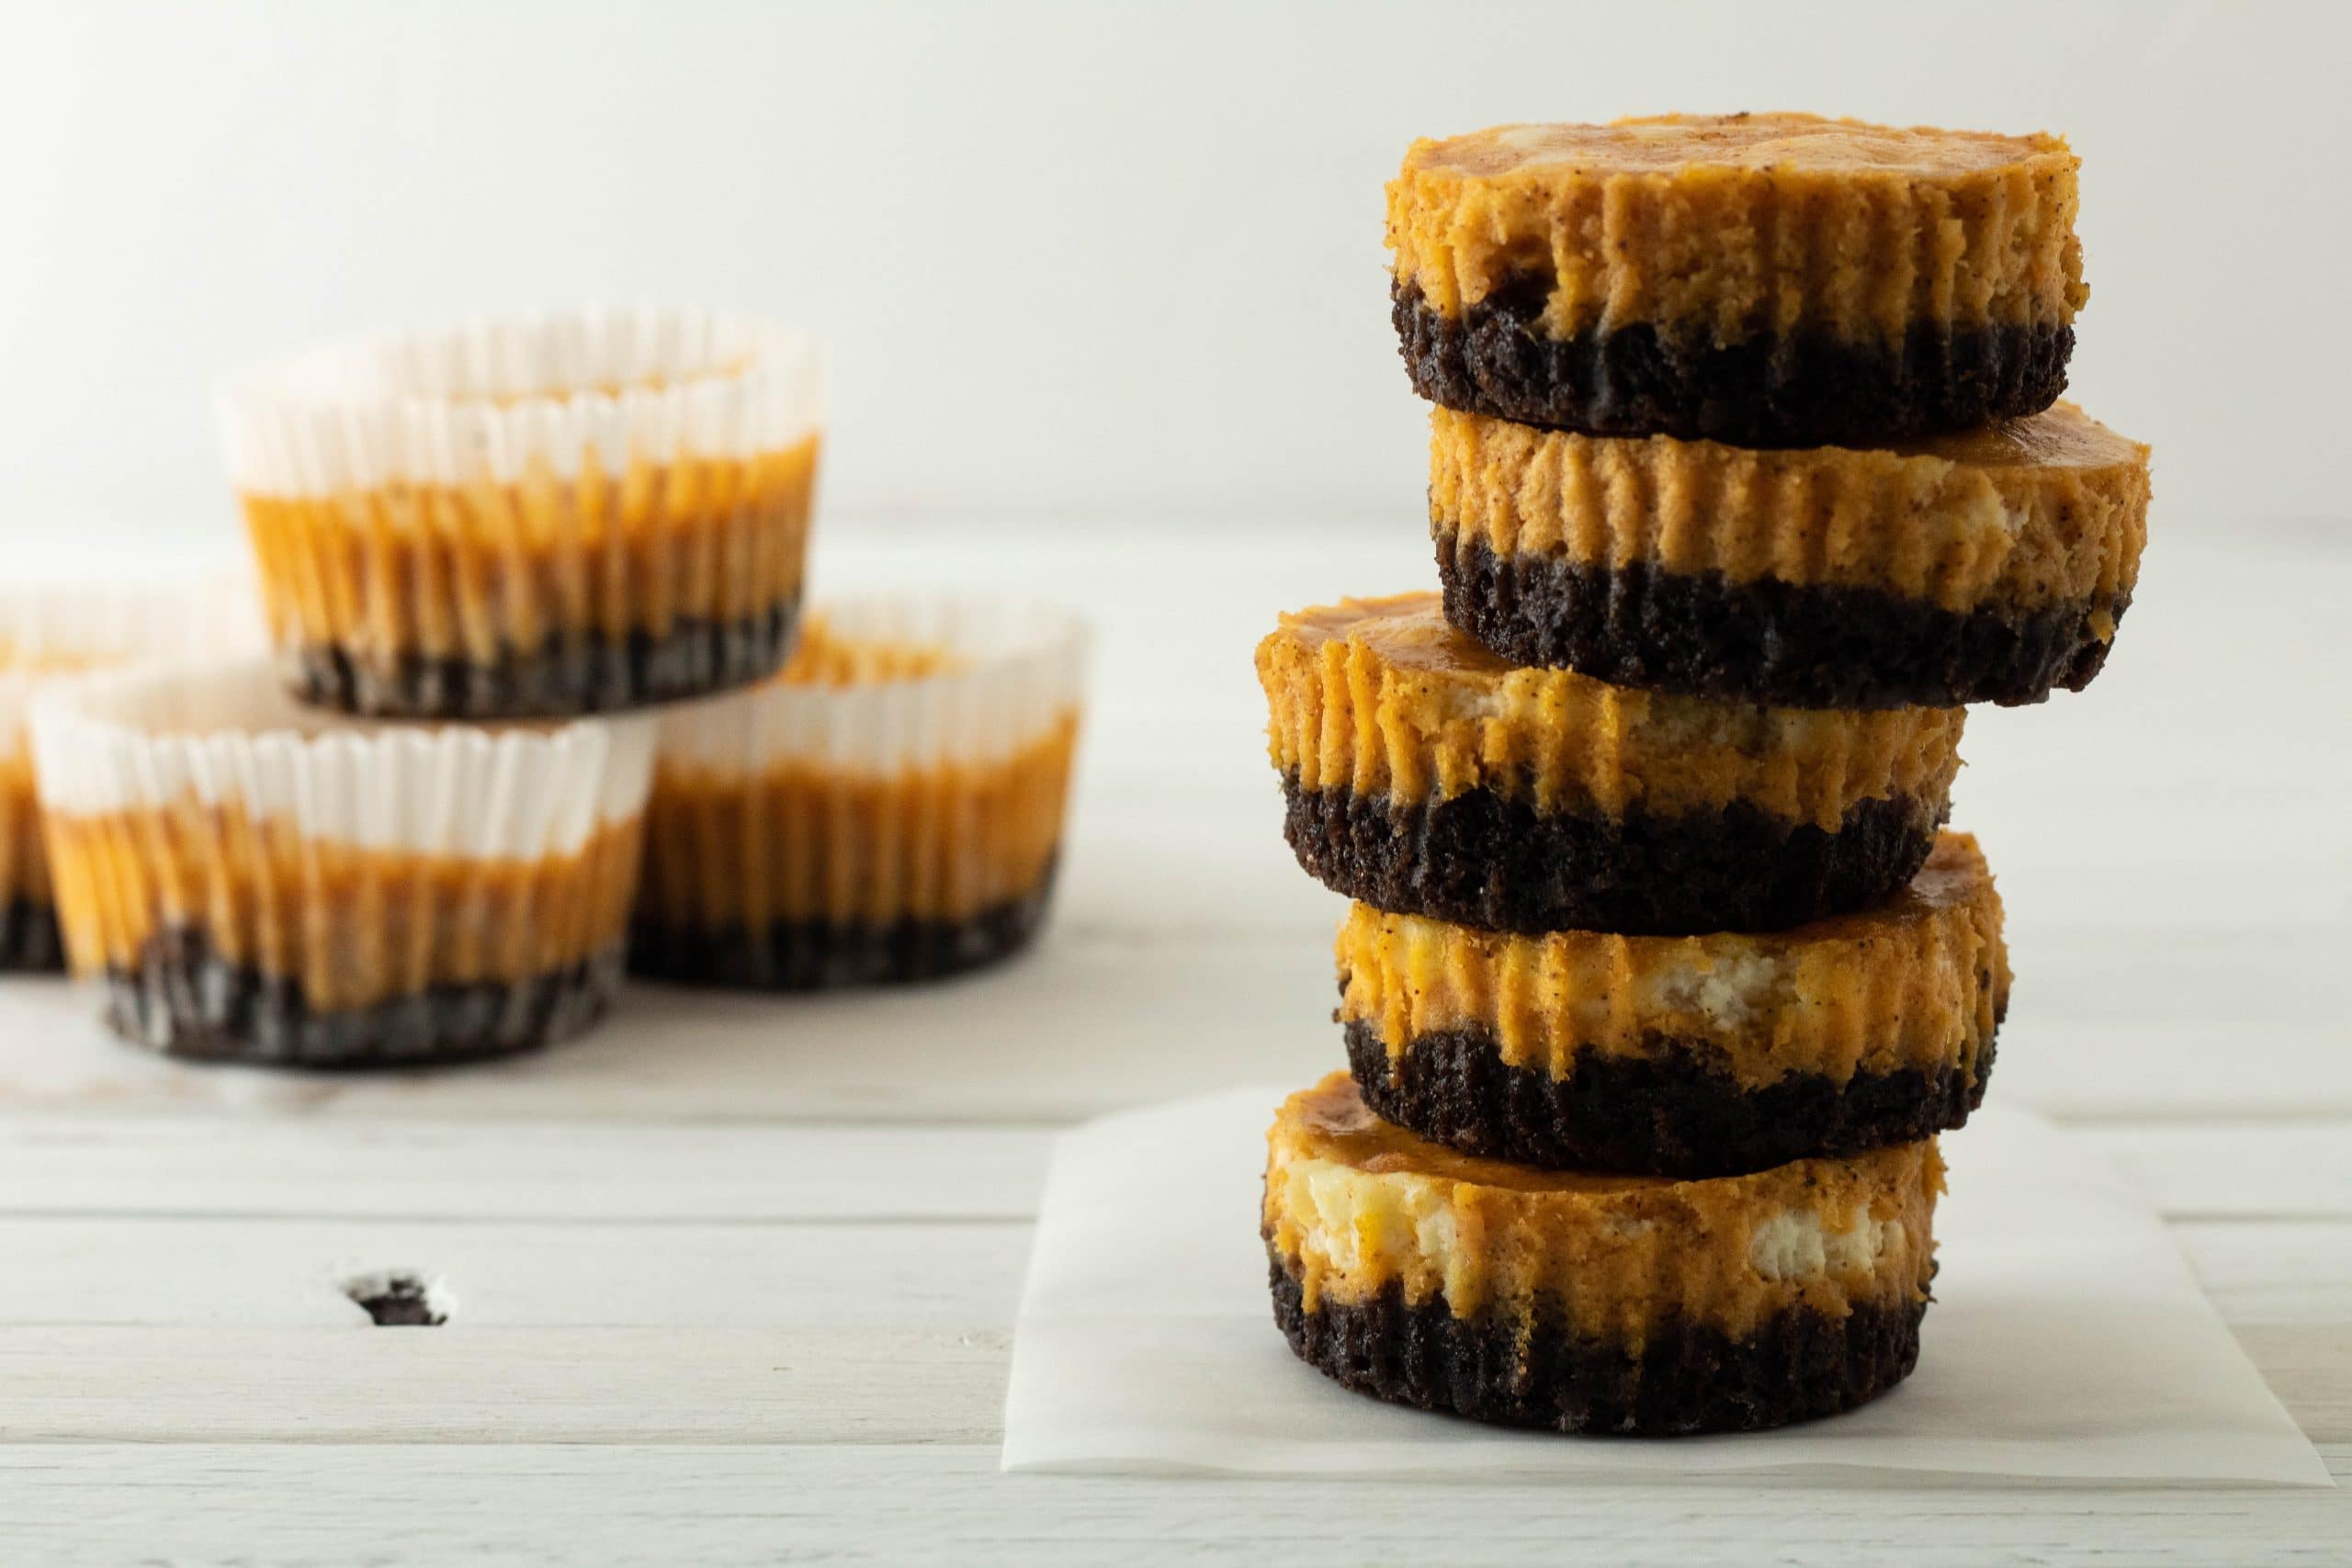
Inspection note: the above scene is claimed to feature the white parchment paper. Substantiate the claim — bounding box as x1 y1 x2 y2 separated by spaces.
1002 1090 2330 1485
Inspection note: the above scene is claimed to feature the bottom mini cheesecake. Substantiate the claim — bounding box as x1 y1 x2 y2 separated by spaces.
1264 1075 1939 1436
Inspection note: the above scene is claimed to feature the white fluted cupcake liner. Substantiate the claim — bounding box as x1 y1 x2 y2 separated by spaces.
636 594 1090 988
0 575 264 750
29 659 654 1065
0 576 263 969
216 305 827 719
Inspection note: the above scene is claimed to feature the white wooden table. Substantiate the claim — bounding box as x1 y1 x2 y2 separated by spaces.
0 521 2345 1564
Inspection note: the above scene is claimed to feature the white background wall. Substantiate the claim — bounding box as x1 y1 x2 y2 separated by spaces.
0 0 2344 543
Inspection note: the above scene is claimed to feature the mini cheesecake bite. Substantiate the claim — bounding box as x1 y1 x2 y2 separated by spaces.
1431 403 2150 707
1256 592 1963 935
30 661 653 1066
1389 114 2086 446
0 581 263 971
1340 832 2007 1175
1265 1074 1940 1435
219 307 823 719
633 597 1088 989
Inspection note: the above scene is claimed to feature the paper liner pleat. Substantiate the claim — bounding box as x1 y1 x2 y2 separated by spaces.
0 579 266 929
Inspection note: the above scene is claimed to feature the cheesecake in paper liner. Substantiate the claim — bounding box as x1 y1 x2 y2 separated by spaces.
30 660 653 1066
217 305 823 719
634 595 1089 989
0 579 259 971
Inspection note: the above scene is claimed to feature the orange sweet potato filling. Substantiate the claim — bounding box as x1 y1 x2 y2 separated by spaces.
241 435 819 665
1388 113 2085 343
639 716 1078 930
1264 1074 1941 1338
1430 403 2148 612
1339 833 2006 1089
45 804 642 1010
1259 594 1962 827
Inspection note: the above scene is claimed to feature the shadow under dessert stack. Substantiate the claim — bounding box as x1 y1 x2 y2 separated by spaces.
1255 114 2150 1434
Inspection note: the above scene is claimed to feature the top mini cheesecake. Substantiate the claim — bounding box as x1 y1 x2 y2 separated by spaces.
1388 114 2086 446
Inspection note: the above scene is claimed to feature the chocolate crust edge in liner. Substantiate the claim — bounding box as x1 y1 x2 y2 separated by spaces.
0 898 64 972
1394 276 2071 446
1342 1016 1996 1179
102 925 626 1068
628 862 1060 991
1269 1253 1925 1436
1280 777 1944 937
288 599 801 719
1438 532 2128 710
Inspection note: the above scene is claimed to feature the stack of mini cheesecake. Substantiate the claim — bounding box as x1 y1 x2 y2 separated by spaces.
30 310 824 1066
28 309 1093 1072
1254 114 2151 1436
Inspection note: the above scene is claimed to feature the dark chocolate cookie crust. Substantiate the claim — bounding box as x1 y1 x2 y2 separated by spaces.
288 599 800 719
1343 1016 1994 1178
1439 532 2128 710
103 925 622 1068
629 864 1058 990
1396 277 2071 446
0 897 63 972
1281 775 1943 937
1269 1255 1924 1435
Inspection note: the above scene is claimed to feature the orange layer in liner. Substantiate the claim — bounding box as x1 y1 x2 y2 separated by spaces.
639 717 1078 931
241 435 818 666
46 804 643 1011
